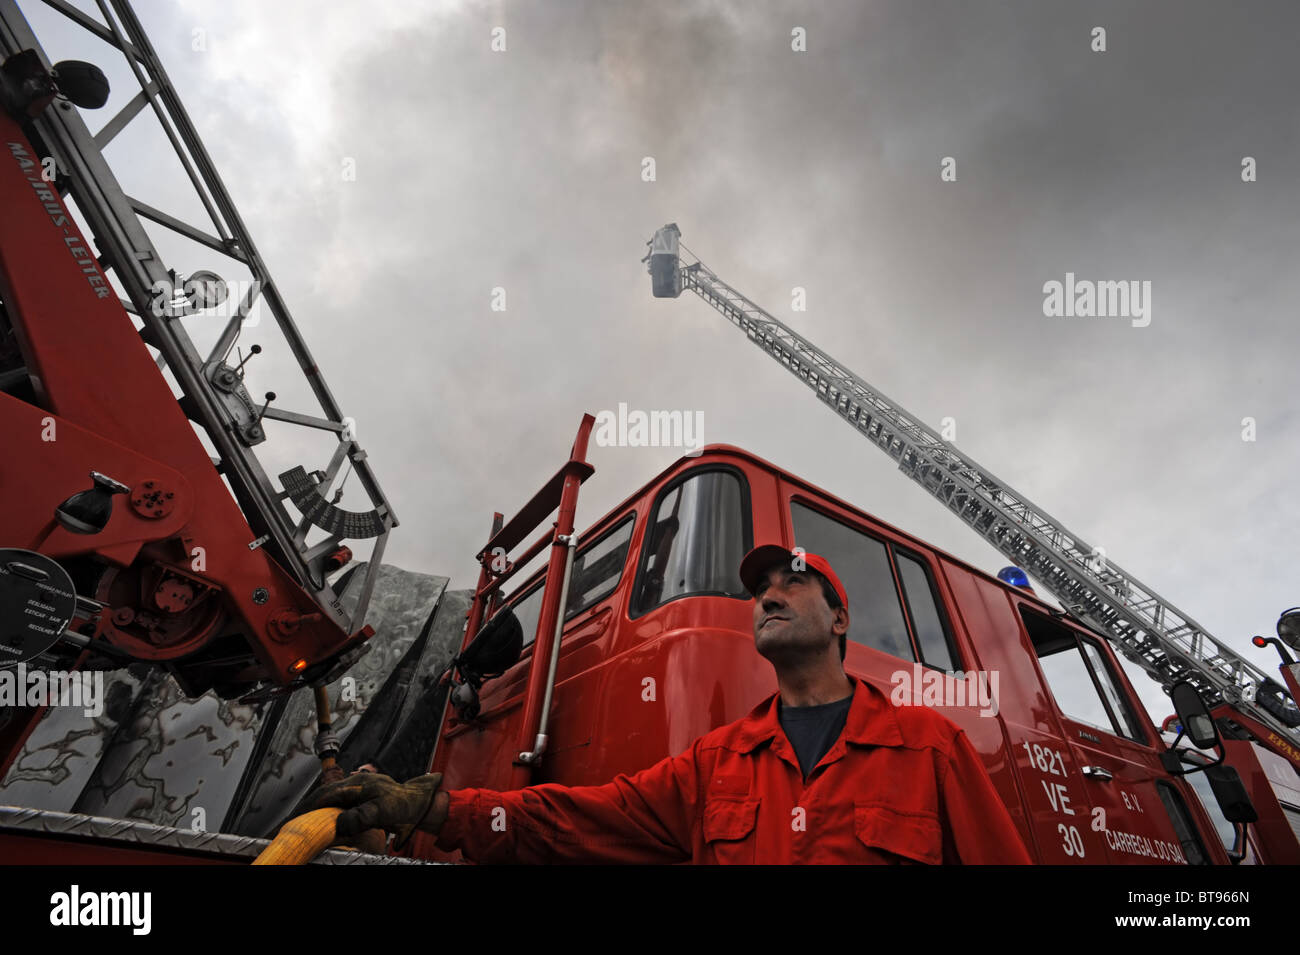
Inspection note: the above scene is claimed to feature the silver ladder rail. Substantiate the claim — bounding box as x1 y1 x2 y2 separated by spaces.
0 0 396 632
650 227 1299 751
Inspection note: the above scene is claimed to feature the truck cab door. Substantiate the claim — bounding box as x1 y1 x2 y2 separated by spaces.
1021 607 1218 865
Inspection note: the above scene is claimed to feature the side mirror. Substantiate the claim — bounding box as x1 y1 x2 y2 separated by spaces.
1277 607 1300 653
1204 764 1257 825
458 605 523 679
1205 763 1258 864
51 60 109 109
1170 681 1220 750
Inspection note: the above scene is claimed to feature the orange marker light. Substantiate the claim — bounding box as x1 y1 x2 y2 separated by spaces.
290 658 308 674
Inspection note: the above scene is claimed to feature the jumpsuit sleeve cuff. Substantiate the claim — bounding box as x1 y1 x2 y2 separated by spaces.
432 789 477 850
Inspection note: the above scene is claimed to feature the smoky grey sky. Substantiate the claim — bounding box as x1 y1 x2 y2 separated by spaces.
21 0 1300 724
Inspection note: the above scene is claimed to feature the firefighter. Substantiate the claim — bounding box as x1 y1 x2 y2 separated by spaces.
304 546 1034 864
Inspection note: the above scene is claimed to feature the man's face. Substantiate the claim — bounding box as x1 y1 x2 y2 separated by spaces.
751 564 848 665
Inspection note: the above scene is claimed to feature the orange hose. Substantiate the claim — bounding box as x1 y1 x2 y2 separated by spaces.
252 807 343 865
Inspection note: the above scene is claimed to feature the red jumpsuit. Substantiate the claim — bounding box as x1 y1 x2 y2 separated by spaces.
435 676 1033 864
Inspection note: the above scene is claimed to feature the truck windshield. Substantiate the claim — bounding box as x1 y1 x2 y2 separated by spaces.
631 468 750 615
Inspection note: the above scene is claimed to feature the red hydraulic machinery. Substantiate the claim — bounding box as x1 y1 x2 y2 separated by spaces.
0 0 396 775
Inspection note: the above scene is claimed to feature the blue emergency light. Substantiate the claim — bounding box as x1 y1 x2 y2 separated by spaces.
997 566 1032 589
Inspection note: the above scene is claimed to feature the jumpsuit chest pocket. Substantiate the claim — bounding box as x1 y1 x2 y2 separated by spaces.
702 797 761 865
853 804 943 865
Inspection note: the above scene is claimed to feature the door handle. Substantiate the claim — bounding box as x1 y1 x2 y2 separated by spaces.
1080 765 1113 781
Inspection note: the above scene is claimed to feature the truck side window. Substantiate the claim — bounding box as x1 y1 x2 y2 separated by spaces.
508 515 635 647
511 583 545 649
566 516 635 617
631 469 750 616
1078 638 1145 740
790 502 913 662
894 551 958 671
1023 609 1146 742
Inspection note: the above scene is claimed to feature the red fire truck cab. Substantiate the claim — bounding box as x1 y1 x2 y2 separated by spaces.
419 438 1298 865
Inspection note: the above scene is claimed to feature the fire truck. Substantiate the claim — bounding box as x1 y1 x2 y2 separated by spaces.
1 0 1296 865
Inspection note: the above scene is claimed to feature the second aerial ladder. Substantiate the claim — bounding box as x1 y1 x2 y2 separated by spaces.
644 223 1300 769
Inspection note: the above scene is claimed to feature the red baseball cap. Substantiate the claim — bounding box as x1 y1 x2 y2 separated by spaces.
739 545 848 610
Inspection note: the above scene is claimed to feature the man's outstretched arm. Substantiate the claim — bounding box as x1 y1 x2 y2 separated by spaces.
435 744 701 864
306 741 703 864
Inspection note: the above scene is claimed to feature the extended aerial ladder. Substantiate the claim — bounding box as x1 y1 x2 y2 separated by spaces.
0 0 395 711
645 223 1300 771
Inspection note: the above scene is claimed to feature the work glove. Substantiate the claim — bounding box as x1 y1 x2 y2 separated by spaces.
302 771 450 850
